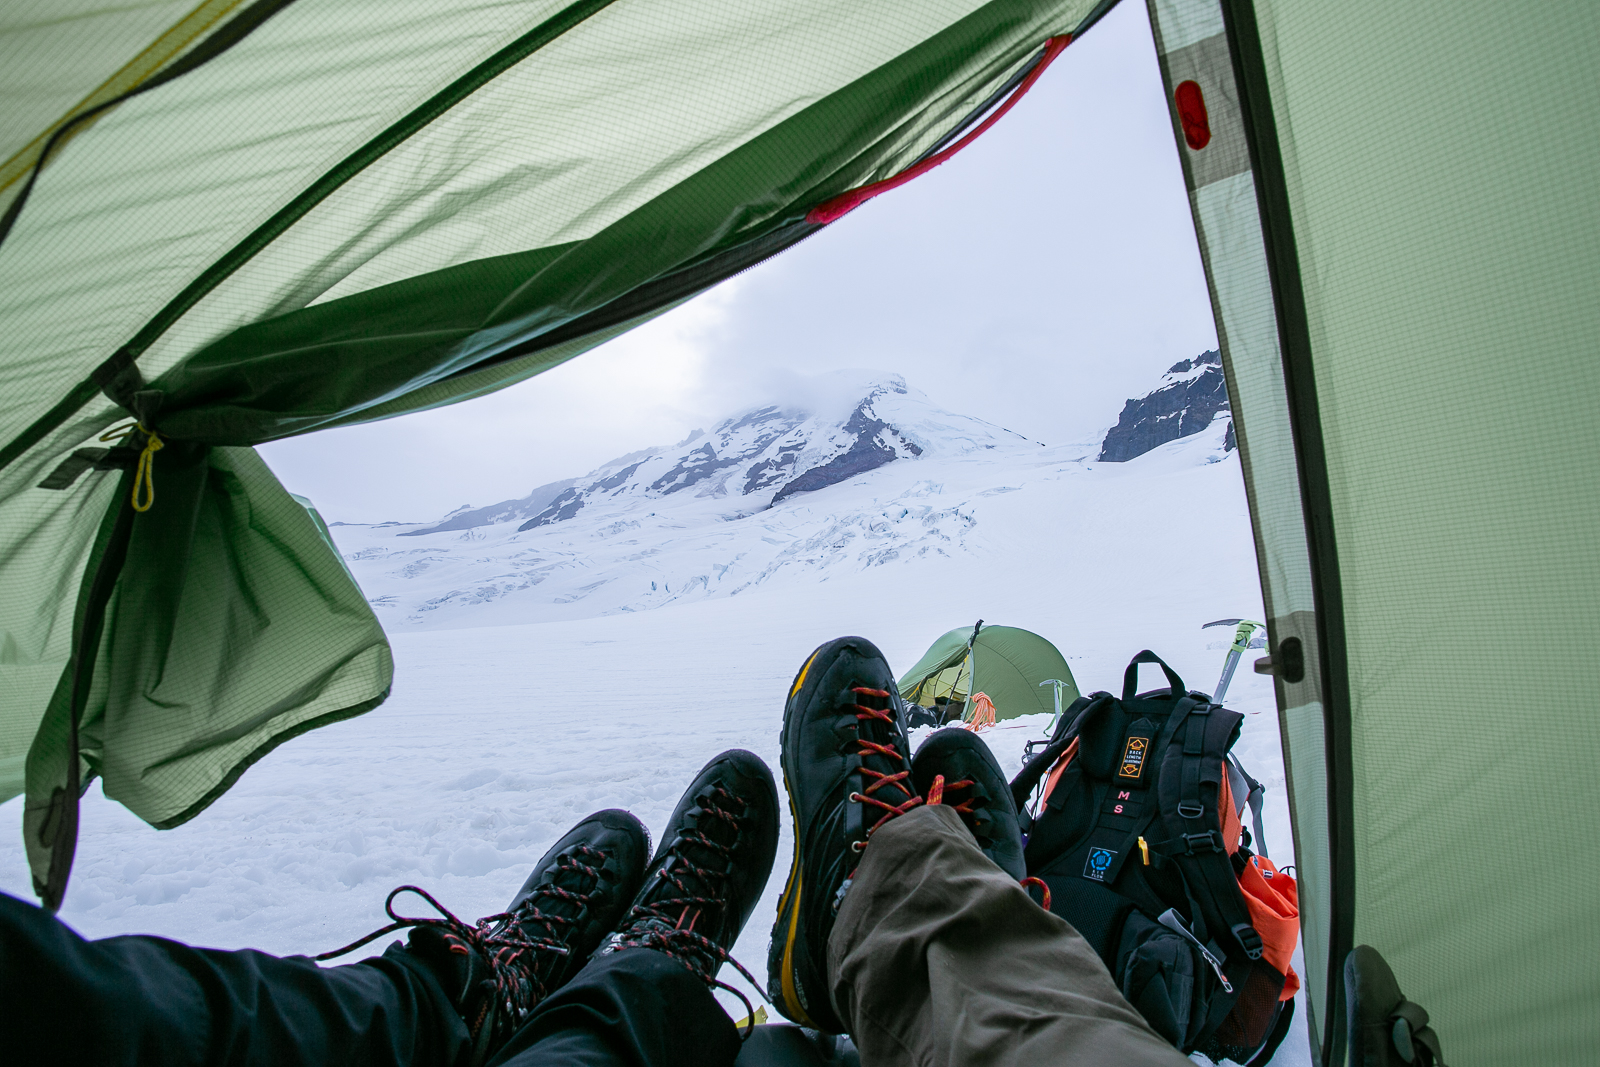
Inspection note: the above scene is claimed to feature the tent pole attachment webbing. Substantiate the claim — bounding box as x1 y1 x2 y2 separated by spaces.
1220 2 1355 1063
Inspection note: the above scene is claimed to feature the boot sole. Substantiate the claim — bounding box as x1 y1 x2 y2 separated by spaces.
769 640 884 1034
772 646 825 1029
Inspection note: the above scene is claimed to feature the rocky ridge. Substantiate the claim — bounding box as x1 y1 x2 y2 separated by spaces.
1099 349 1233 462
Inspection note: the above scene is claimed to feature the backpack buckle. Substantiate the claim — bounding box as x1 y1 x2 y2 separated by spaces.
1182 830 1224 854
1232 922 1264 960
1176 802 1206 819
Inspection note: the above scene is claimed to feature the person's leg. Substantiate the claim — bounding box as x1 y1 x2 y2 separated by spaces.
827 803 1187 1067
2 889 468 1067
491 749 778 1067
486 949 737 1067
3 806 651 1067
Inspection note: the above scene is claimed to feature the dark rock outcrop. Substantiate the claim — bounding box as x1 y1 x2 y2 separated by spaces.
771 406 921 505
518 487 585 530
402 478 576 535
1099 350 1234 462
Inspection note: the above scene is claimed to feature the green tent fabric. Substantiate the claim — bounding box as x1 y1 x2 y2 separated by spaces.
1147 0 1600 1063
0 0 1103 907
899 624 1080 722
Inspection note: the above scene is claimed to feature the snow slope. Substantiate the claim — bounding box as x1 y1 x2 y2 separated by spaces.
0 376 1308 1064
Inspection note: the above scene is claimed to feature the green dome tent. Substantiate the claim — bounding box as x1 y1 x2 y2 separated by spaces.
898 623 1079 724
1 1 1596 1063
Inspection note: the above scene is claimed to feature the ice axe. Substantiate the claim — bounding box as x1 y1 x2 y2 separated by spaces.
1039 678 1070 735
1202 618 1264 703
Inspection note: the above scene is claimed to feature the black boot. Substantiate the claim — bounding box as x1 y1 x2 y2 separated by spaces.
767 636 922 1034
325 809 648 1066
604 749 779 1020
910 727 1026 880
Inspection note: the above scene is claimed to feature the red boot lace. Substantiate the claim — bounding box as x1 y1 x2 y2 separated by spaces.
605 786 766 1034
846 686 924 853
926 773 1054 912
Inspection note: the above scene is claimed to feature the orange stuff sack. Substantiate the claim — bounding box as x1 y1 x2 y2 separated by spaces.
1239 857 1300 1000
1220 770 1300 1001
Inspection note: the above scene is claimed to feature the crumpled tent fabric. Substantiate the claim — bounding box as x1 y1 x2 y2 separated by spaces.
0 0 1102 906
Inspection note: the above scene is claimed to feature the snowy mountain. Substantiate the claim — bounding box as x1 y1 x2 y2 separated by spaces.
403 373 1025 536
332 373 1071 628
1099 349 1233 462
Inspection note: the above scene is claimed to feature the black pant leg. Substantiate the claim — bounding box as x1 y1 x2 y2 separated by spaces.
1 891 470 1067
487 948 740 1067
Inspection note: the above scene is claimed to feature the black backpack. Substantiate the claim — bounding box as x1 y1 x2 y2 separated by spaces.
1010 651 1294 1065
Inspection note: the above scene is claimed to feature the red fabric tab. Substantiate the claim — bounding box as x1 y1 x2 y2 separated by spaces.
1174 79 1212 150
806 35 1073 225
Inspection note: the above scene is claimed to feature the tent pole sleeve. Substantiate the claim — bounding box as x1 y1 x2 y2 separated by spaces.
1219 2 1355 1064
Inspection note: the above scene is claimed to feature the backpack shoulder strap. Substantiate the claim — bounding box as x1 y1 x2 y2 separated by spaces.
1228 754 1269 858
1010 693 1103 810
1156 701 1263 959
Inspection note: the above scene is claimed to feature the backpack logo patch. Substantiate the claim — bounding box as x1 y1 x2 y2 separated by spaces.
1083 847 1117 882
1118 736 1150 779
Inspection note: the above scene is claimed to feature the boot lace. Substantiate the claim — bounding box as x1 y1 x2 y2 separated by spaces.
606 785 765 1033
846 686 923 852
314 846 608 1034
927 774 1054 910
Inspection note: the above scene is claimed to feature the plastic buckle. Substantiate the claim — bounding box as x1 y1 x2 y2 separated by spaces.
1176 802 1206 819
1232 922 1264 960
1183 830 1224 854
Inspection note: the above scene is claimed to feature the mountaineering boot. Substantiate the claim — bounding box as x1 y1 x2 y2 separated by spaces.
910 727 1027 880
391 809 649 1065
768 636 922 1034
604 749 779 1017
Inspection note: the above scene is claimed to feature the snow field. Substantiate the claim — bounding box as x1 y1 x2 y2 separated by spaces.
0 421 1308 1064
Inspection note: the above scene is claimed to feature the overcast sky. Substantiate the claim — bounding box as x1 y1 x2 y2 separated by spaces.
259 1 1216 524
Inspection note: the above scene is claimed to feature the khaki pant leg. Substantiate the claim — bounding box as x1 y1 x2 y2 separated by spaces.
826 804 1188 1067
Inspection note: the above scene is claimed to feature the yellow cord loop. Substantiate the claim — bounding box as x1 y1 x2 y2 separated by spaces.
130 424 163 512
